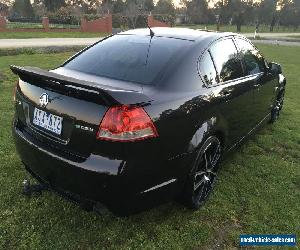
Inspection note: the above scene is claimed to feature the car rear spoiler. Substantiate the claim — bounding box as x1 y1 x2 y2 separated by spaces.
10 65 152 106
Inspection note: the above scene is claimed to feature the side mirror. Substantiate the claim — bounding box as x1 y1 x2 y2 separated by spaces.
268 62 282 74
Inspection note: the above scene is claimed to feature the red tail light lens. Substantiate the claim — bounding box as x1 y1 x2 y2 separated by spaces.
97 105 158 142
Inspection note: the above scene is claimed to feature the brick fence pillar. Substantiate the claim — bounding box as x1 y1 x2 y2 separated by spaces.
106 14 112 33
0 16 6 30
148 15 154 27
147 15 169 28
42 17 49 31
81 17 87 32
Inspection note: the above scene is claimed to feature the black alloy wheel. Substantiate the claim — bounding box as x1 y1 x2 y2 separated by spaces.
271 90 285 123
185 136 222 210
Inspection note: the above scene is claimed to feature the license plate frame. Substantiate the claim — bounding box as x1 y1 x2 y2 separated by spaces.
32 107 63 135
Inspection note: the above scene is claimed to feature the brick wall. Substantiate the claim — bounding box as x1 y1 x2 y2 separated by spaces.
0 16 6 30
42 17 50 31
148 16 169 28
0 15 113 33
81 14 112 33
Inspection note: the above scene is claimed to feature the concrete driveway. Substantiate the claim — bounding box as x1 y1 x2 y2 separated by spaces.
252 39 300 46
244 32 299 38
0 37 102 49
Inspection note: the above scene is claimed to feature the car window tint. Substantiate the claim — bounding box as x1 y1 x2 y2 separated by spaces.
199 51 218 86
209 39 243 82
64 35 192 85
235 38 265 75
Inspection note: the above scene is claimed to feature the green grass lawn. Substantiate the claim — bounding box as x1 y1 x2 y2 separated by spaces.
178 24 300 33
1 23 299 39
0 31 108 39
0 45 299 249
6 22 44 29
6 22 80 30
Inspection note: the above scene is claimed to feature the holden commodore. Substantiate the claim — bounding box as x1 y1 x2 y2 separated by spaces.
11 28 286 215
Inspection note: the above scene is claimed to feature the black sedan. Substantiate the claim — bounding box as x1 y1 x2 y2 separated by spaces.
11 28 286 215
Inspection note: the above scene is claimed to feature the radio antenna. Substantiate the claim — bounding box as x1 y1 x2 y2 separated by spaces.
145 26 155 65
147 25 155 38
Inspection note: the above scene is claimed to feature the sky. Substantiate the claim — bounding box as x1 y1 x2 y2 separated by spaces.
173 0 182 7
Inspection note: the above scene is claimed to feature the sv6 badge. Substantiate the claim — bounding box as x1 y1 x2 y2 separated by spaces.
75 124 94 132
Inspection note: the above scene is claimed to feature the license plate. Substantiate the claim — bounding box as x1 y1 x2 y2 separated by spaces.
33 108 63 135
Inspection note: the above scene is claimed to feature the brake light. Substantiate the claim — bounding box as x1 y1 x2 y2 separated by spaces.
97 105 158 142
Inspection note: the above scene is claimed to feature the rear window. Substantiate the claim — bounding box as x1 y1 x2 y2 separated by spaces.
64 35 192 85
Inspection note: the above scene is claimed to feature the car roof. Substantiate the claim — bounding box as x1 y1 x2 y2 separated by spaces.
118 27 236 42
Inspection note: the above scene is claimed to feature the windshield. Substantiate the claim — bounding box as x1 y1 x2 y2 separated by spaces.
63 35 192 85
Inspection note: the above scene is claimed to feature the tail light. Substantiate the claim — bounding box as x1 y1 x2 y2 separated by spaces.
97 105 158 142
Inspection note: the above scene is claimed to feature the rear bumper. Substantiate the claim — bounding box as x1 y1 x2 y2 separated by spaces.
13 119 185 213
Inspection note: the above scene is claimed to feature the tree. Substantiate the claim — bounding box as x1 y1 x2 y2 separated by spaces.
144 0 154 12
222 0 255 32
124 0 143 28
213 0 233 25
294 0 300 29
98 0 113 14
256 0 277 31
65 0 102 14
43 0 65 12
185 0 210 24
0 0 11 6
279 0 300 30
154 0 175 16
0 1 10 16
11 0 34 17
113 0 125 13
32 0 47 16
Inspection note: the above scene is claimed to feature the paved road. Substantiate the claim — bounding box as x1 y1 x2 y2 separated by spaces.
0 33 299 49
0 37 101 49
252 39 300 46
244 32 299 38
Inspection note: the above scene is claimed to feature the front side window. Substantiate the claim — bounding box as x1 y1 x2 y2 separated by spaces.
209 38 243 83
199 50 218 86
235 38 265 75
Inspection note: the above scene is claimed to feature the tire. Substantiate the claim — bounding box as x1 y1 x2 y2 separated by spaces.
183 136 222 210
270 90 285 123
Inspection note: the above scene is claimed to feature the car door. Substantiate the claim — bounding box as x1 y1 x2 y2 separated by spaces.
234 38 277 124
199 38 255 147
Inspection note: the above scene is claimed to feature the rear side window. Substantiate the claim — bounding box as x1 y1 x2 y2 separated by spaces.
199 51 218 86
235 38 265 75
64 35 192 85
209 38 243 82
